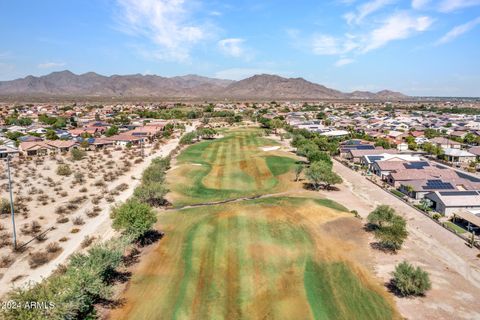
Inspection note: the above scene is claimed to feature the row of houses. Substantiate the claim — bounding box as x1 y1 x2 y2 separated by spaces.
2 121 168 156
340 139 480 231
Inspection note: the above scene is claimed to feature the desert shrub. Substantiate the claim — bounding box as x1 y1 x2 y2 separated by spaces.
56 164 72 176
56 216 69 224
36 233 48 242
81 236 95 248
59 237 69 242
116 183 129 192
392 261 431 296
28 251 50 268
71 148 86 161
46 242 62 253
74 172 85 183
0 199 9 215
111 199 157 239
72 216 85 226
0 254 14 268
79 187 88 193
70 228 80 234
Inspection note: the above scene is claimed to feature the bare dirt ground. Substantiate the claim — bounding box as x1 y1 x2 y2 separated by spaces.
0 127 194 297
324 160 480 320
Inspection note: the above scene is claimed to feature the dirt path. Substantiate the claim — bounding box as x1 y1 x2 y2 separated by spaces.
0 125 197 298
325 159 480 319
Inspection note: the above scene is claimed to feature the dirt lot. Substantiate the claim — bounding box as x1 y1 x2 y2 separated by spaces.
0 133 188 297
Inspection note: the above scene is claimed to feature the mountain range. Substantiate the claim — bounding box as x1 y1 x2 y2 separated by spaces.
0 71 407 100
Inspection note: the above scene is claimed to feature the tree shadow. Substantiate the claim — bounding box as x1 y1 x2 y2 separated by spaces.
137 230 164 247
370 242 398 254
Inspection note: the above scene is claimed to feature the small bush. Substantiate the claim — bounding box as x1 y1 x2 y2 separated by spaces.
56 216 69 224
28 251 50 268
392 261 431 296
72 216 85 226
0 254 14 268
56 164 72 176
70 228 80 234
81 236 95 248
71 148 86 161
46 242 62 253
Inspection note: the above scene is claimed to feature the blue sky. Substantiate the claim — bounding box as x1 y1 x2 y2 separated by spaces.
0 0 479 96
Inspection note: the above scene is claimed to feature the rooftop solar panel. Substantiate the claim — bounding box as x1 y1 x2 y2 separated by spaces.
457 172 480 183
423 179 455 190
368 156 384 162
439 191 479 196
404 161 430 169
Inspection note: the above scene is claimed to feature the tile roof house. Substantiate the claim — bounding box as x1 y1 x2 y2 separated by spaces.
19 140 78 156
430 137 462 149
442 148 476 164
425 191 480 216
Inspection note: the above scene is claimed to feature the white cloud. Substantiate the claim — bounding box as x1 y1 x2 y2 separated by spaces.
37 62 66 69
439 0 480 12
344 0 395 25
312 34 360 55
335 58 355 66
218 38 250 59
116 0 208 62
312 35 343 55
412 0 431 9
363 12 433 52
436 16 480 44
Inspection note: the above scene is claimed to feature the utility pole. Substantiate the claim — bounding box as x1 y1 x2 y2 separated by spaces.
6 155 17 250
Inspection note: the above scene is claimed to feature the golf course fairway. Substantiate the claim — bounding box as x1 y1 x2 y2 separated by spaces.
111 128 399 320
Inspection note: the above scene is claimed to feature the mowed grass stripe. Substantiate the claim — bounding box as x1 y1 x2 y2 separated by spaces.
189 217 221 319
236 213 255 317
304 258 394 320
202 215 229 319
225 215 243 319
172 217 214 320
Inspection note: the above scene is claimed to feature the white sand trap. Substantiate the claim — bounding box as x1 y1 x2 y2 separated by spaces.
191 163 203 166
261 146 280 151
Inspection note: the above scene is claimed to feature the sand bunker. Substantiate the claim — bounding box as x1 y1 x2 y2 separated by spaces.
261 146 280 151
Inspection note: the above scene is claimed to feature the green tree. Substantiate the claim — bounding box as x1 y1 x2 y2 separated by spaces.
271 119 283 134
180 131 197 145
306 150 332 166
134 182 168 207
368 205 408 251
392 261 431 296
111 199 157 239
305 161 342 190
45 129 59 140
105 125 119 137
367 205 396 228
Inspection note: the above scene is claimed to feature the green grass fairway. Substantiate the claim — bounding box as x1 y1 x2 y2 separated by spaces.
112 128 399 320
169 128 298 206
112 198 398 320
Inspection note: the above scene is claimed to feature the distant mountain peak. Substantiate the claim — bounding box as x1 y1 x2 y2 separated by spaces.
0 70 408 100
